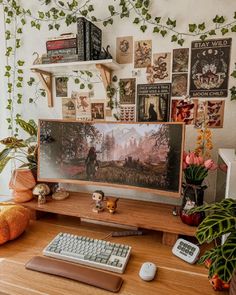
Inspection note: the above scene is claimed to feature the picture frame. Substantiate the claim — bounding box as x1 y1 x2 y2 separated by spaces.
38 120 185 198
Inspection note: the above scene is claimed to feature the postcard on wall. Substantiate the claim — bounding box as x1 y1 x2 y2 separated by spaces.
206 100 225 128
120 105 136 122
91 101 105 120
62 97 76 119
134 40 152 68
147 52 171 83
119 78 136 104
171 73 188 97
72 91 91 121
116 36 133 64
137 83 171 122
195 100 206 128
172 48 189 72
171 99 198 125
56 77 68 97
190 38 232 97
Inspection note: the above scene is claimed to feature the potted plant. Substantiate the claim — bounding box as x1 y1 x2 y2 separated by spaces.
190 198 236 292
0 119 38 202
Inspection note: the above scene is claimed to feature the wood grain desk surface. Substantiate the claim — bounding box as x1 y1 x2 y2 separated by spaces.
0 214 228 295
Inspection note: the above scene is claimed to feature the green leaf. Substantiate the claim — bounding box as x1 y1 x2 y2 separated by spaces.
198 22 206 31
0 157 11 173
231 25 236 32
153 26 160 33
140 25 147 32
189 23 197 33
231 70 236 78
221 28 229 35
166 18 176 27
200 34 208 41
133 17 140 24
17 60 25 66
171 35 178 42
0 148 11 162
16 119 37 136
209 30 216 35
155 17 161 23
80 83 85 89
177 39 184 46
160 30 167 37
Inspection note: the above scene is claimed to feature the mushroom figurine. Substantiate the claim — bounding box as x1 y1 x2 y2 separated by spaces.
32 183 50 205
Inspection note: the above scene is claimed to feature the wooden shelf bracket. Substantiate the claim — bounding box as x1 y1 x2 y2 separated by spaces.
31 68 53 107
96 64 112 90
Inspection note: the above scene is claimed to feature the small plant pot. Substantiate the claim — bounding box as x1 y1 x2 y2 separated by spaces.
9 168 36 191
13 190 33 203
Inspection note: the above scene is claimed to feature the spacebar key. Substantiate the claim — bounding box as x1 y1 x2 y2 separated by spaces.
25 256 123 293
60 251 84 259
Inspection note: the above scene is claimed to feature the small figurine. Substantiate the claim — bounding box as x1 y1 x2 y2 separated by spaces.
106 198 119 214
92 190 105 213
32 183 50 205
99 45 113 59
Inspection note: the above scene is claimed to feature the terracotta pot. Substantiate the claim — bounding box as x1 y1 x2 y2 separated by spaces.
13 190 33 203
9 169 36 191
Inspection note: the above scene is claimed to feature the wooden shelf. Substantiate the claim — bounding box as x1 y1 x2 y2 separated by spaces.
21 191 197 246
31 59 121 107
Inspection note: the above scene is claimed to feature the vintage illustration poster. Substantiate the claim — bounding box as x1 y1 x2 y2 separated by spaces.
171 73 188 97
195 100 206 128
134 40 152 68
171 99 198 125
56 77 68 97
147 52 171 83
206 100 225 128
172 48 189 72
116 36 133 64
71 91 91 121
120 105 136 122
190 38 231 97
62 97 76 119
137 83 171 122
119 78 136 104
91 101 105 120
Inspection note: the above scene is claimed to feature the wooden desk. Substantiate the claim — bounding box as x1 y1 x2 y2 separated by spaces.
0 214 228 295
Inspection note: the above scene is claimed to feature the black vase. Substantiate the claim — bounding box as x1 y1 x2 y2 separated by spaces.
180 182 207 226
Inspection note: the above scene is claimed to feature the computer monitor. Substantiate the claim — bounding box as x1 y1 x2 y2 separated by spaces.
38 120 185 198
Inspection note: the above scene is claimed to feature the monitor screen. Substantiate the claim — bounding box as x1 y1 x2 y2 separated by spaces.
38 120 184 198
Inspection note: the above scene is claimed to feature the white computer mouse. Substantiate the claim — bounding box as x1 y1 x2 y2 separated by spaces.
139 262 157 281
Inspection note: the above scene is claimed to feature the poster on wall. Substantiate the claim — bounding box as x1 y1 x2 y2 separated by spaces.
172 48 189 72
91 101 105 120
71 92 91 121
119 78 136 104
56 77 68 97
146 52 171 83
134 40 152 68
206 100 225 128
171 73 188 97
171 99 198 125
62 98 76 119
116 36 133 64
190 38 232 97
195 100 206 128
120 105 136 122
137 83 171 122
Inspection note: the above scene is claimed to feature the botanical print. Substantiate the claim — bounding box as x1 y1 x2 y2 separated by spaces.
206 100 225 128
171 99 198 125
137 84 171 122
134 40 152 68
120 105 136 122
119 78 136 104
55 77 68 97
172 48 189 72
39 121 184 194
190 38 231 97
91 101 105 120
147 52 171 83
195 100 206 128
116 36 133 64
61 97 76 119
171 73 188 97
72 92 91 121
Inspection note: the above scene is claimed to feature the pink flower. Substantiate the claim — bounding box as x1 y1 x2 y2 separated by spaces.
204 159 217 170
185 152 195 165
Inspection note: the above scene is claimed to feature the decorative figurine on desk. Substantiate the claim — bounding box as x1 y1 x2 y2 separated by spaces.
92 190 105 213
32 183 50 205
106 198 119 214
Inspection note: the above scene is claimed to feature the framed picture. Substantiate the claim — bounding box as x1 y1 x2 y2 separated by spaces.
56 77 68 97
137 83 171 122
38 120 185 197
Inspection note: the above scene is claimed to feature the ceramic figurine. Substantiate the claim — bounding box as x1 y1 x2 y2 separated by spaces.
106 198 119 214
32 183 50 205
92 190 105 213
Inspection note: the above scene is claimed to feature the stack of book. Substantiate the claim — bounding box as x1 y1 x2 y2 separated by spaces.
77 17 102 61
42 33 78 64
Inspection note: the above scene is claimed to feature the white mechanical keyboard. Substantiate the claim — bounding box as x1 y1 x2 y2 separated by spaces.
43 232 132 274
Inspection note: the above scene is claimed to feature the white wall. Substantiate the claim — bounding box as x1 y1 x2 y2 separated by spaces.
1 0 236 204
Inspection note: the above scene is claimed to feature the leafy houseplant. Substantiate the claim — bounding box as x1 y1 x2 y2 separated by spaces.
190 198 236 291
0 119 38 173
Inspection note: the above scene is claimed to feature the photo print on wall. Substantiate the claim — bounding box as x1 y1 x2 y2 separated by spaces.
190 38 232 97
91 101 105 120
206 100 225 128
120 105 136 122
172 48 189 72
119 78 136 104
147 52 171 83
62 97 76 119
56 77 68 97
71 91 91 121
171 73 188 97
116 36 133 64
137 83 171 122
171 99 198 125
134 40 152 68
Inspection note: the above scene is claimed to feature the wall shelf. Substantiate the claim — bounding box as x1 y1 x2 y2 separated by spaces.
31 59 121 107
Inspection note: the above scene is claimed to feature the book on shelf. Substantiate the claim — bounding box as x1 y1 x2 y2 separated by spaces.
47 48 77 57
47 33 77 41
42 54 79 64
77 17 102 61
46 38 77 51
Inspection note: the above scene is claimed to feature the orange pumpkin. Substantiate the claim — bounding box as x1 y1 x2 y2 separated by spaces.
0 204 30 245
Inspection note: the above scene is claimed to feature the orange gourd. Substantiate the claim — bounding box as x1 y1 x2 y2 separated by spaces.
0 203 30 245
